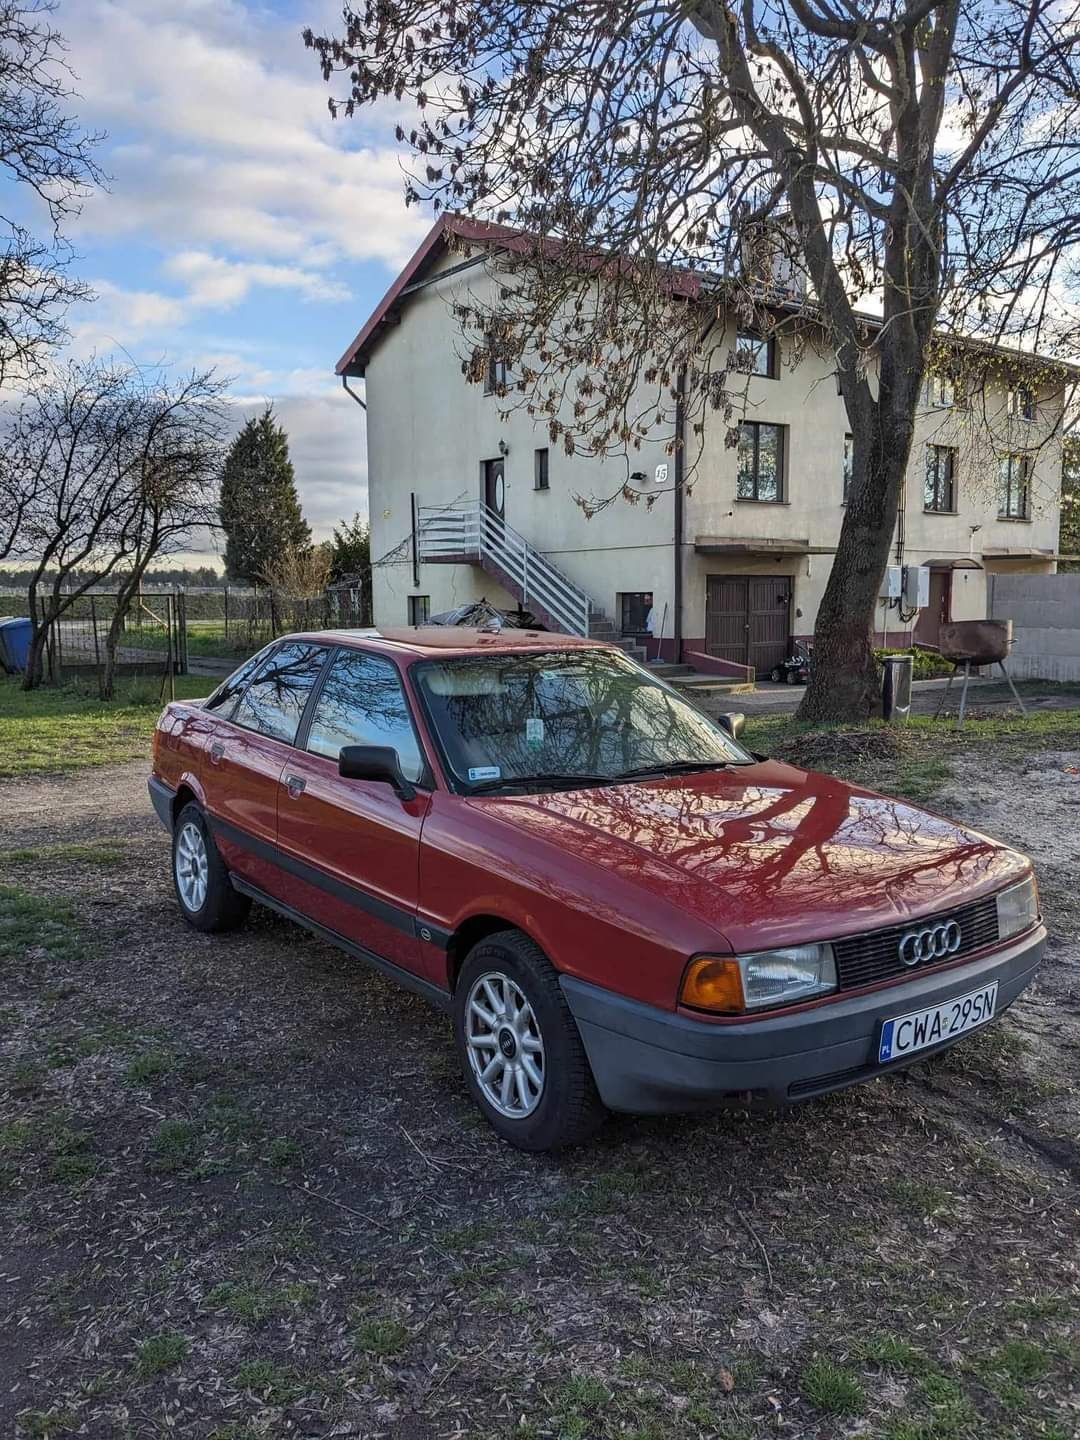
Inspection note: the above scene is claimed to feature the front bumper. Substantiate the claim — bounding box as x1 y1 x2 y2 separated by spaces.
561 926 1045 1113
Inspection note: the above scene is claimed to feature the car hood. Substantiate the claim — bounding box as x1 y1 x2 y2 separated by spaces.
469 759 1026 952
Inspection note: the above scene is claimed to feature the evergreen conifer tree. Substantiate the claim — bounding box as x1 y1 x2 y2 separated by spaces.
219 406 310 582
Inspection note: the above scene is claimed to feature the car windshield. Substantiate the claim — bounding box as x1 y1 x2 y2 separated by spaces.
412 648 754 792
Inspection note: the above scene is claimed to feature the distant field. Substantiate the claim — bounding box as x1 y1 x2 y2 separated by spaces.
122 621 268 658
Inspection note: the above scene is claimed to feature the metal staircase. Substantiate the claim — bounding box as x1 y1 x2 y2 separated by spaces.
417 501 638 652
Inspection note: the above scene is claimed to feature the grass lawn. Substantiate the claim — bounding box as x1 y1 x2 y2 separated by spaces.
0 674 210 778
123 621 268 659
745 704 1080 805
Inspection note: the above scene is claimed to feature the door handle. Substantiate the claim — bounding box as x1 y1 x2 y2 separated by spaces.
283 774 306 798
209 740 225 763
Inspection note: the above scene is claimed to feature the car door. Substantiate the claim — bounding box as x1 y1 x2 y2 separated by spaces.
273 646 433 982
203 641 330 897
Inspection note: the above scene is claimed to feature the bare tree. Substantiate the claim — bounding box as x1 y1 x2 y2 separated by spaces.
307 1 1080 718
0 1 102 387
99 371 228 698
9 361 225 689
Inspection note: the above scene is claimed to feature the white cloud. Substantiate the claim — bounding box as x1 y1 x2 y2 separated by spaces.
164 251 350 308
63 0 428 270
47 0 412 557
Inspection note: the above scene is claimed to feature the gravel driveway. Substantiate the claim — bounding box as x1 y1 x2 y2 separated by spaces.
0 751 1076 1440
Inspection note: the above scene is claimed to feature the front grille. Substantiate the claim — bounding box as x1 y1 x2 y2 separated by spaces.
832 894 1000 990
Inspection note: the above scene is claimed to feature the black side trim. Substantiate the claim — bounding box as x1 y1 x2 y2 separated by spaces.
230 876 452 1013
148 776 176 831
208 814 422 939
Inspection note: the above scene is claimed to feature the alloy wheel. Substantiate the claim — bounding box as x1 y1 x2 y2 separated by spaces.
175 821 209 913
464 970 546 1117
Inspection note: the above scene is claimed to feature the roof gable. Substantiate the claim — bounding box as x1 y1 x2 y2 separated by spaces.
336 214 527 376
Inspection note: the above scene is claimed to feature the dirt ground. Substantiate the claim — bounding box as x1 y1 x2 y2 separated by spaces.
0 743 1077 1440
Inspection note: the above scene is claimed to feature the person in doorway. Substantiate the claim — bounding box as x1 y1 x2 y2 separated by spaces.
644 594 656 636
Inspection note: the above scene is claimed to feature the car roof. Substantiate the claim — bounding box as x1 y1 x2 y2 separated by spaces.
286 626 611 660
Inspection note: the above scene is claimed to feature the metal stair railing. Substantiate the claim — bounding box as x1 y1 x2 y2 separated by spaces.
416 500 592 636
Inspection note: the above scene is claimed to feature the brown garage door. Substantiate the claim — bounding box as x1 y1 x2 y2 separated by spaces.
705 575 792 676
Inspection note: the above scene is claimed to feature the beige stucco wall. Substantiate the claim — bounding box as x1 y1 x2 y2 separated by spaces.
362 257 1065 647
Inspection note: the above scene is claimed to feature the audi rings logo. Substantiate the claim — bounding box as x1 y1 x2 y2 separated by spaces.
898 920 962 966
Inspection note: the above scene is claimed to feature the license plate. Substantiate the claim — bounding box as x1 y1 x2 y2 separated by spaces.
878 982 998 1064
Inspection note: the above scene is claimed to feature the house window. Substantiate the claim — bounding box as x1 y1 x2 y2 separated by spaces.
483 353 509 395
925 373 956 408
1009 386 1035 421
842 433 853 502
534 447 549 491
925 445 957 513
737 422 785 502
735 331 776 378
619 592 653 635
408 594 430 625
998 454 1031 519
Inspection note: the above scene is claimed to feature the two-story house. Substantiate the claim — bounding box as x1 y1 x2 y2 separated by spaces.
336 215 1069 683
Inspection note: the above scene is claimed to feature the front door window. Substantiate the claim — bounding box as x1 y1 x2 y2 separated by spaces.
306 649 425 782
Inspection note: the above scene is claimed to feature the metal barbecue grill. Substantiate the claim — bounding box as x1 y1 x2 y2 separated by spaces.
934 618 1027 726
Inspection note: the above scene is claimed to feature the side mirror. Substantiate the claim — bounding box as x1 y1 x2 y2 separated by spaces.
338 744 416 801
717 712 746 741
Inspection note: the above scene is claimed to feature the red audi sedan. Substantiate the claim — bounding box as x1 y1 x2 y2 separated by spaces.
150 627 1044 1151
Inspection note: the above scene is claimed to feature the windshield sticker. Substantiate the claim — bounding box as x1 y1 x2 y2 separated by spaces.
468 766 502 783
525 717 544 750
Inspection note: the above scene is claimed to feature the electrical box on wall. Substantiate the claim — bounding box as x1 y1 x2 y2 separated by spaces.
902 564 930 609
880 565 903 600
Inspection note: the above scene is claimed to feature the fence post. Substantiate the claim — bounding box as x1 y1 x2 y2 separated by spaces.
90 597 101 669
165 596 175 702
176 590 188 675
224 585 229 640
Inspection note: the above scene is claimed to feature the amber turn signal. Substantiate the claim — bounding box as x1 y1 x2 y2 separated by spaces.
680 957 745 1014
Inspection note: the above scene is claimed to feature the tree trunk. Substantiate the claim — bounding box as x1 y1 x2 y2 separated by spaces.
22 624 49 690
798 417 912 721
22 583 48 690
100 608 124 700
100 577 141 700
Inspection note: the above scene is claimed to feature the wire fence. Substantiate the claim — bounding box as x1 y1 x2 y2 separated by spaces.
0 582 374 691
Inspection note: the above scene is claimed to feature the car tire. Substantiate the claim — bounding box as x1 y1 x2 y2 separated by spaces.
785 669 799 684
454 931 606 1152
172 802 251 934
770 666 783 683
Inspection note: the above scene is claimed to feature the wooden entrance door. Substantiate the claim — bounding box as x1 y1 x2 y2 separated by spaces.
483 457 506 520
913 569 950 648
705 575 791 676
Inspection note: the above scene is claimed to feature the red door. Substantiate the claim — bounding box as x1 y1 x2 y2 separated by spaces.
205 726 290 895
201 641 331 898
273 752 430 978
273 647 434 983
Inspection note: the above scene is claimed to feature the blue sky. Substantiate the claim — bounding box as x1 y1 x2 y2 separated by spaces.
7 0 432 561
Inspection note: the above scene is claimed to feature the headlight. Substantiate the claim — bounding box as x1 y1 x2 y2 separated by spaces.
997 874 1039 941
681 944 838 1014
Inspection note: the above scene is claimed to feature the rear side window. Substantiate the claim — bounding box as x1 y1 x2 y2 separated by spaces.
232 643 328 744
202 645 273 717
306 649 425 783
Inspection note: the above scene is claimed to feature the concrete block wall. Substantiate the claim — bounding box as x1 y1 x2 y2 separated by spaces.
987 574 1080 682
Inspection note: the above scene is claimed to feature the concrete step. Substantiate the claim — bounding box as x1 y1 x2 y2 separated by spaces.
648 663 696 678
670 676 755 695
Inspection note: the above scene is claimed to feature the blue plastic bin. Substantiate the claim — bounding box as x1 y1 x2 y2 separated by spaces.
0 617 32 674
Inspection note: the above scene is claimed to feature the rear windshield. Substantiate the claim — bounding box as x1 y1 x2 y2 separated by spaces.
412 648 752 790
